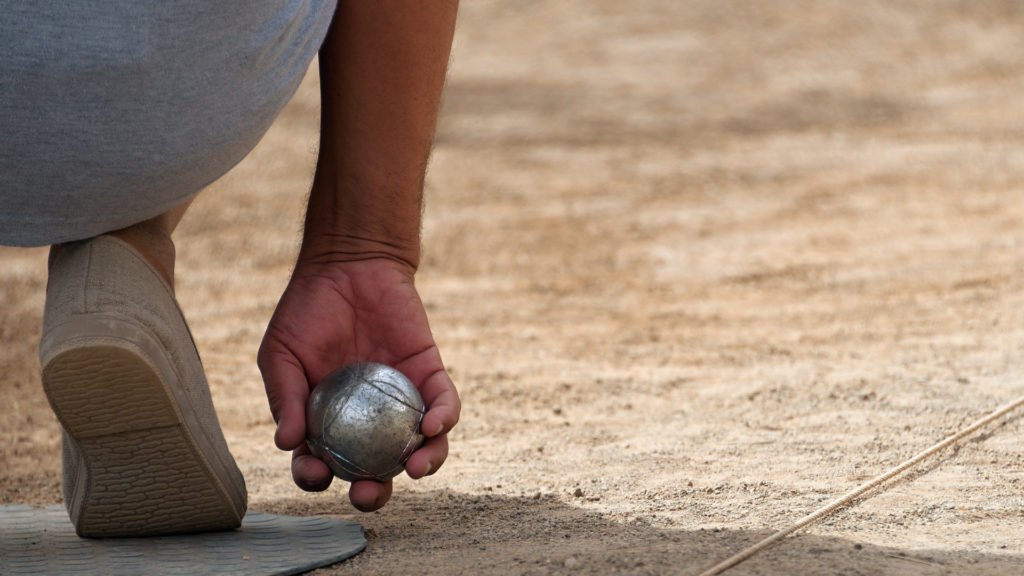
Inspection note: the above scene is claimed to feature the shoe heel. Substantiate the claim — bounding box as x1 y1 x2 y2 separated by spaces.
41 319 245 537
43 342 180 438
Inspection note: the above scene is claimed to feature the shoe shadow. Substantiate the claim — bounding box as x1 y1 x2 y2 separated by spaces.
264 491 1022 575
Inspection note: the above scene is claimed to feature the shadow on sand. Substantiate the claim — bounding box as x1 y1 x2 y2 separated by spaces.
264 490 1021 576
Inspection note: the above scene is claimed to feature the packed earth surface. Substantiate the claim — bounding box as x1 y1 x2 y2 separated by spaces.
3 1 1024 574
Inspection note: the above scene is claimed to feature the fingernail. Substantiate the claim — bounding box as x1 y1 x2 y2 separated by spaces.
434 422 445 436
424 463 433 477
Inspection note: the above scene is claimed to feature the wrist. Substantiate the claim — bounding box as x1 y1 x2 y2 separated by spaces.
297 232 420 274
298 168 422 273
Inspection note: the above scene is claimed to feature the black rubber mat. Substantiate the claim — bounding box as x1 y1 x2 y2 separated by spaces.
0 505 365 576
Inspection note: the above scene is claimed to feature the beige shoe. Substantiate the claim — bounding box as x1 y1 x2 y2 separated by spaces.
39 235 247 538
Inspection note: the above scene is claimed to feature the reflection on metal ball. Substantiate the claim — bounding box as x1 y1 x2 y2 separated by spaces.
306 362 425 482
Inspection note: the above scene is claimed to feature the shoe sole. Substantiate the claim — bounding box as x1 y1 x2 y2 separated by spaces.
41 315 245 538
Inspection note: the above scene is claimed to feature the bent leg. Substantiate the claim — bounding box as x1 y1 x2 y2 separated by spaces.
49 197 193 292
106 197 193 291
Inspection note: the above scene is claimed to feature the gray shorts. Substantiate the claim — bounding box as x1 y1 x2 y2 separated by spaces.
0 0 336 246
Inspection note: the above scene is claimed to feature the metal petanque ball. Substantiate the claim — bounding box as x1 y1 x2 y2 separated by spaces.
306 362 425 482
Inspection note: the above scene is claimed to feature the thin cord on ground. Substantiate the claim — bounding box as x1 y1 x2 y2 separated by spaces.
697 393 1024 576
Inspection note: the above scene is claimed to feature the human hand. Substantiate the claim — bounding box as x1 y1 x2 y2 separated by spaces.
257 256 460 511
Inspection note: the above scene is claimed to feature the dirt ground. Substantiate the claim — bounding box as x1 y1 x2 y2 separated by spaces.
3 1 1024 574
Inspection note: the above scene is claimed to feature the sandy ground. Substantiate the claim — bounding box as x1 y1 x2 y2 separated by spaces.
3 1 1024 574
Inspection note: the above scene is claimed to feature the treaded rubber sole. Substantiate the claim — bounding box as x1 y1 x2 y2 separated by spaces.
41 319 245 538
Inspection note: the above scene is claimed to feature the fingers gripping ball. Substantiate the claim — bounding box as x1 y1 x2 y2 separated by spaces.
306 363 425 482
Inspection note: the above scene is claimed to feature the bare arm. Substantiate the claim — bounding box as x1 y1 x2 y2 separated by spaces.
259 1 461 512
301 0 460 270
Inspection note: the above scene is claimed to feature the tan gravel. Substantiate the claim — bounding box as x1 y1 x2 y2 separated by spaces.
3 1 1024 574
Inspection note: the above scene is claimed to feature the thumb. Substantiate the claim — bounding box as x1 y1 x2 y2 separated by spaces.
257 343 310 451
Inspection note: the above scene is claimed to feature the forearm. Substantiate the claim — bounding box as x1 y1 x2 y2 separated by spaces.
301 0 459 271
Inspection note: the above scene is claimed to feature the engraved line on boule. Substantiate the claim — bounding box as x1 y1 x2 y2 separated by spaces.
398 427 423 461
376 463 406 480
320 384 354 453
393 407 425 474
368 372 422 407
311 438 376 478
361 377 426 414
